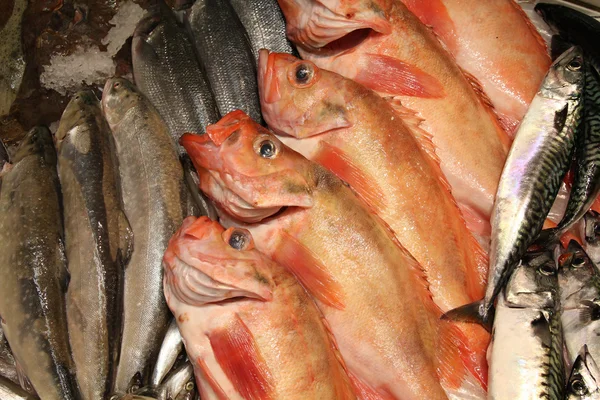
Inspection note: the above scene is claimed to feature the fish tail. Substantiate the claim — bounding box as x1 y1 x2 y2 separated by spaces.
442 300 493 332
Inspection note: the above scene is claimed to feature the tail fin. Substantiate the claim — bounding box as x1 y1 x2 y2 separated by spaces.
442 300 493 332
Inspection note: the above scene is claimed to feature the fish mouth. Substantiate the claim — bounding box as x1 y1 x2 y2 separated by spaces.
258 49 280 104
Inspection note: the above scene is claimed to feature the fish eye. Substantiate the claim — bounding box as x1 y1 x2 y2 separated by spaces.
568 58 582 71
572 255 586 268
229 230 249 250
113 81 121 90
538 263 555 276
185 381 194 391
570 378 587 395
287 61 317 88
295 64 311 83
258 140 277 159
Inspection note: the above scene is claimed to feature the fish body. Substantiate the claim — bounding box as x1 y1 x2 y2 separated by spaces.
151 319 183 387
0 140 8 171
181 111 481 400
0 127 79 399
0 327 18 385
163 216 356 400
184 0 262 122
401 0 550 134
275 0 509 221
0 376 35 400
55 90 130 400
566 346 600 400
156 362 193 400
228 0 295 62
488 251 564 399
102 78 187 392
581 211 600 265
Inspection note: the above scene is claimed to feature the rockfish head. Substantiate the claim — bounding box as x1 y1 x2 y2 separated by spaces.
180 110 314 223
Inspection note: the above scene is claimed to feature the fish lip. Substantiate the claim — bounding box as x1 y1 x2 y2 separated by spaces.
258 49 280 104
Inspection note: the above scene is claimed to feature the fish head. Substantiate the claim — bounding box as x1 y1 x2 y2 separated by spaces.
566 345 600 399
101 78 141 128
559 240 599 308
258 50 352 138
277 0 391 49
163 216 275 307
55 90 100 150
180 110 314 222
505 250 558 309
12 126 56 166
542 46 584 98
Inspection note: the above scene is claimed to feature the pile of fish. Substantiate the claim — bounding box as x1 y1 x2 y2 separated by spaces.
2 0 600 399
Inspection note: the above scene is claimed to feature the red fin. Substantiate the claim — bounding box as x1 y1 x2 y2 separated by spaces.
208 315 274 400
348 372 395 400
273 231 345 310
401 0 458 53
195 357 229 400
355 54 445 98
458 204 491 238
456 322 489 390
206 110 251 146
592 195 600 214
496 113 521 139
436 320 469 390
313 141 385 214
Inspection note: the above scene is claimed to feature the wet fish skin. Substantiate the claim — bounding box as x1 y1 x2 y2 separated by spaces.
227 0 295 62
488 250 564 399
102 77 187 392
0 126 79 399
0 376 36 400
566 345 600 400
150 318 183 387
55 90 131 400
0 327 18 386
581 211 600 265
156 362 193 400
184 0 263 123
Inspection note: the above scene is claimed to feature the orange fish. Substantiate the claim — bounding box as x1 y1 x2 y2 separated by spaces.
163 216 356 400
275 0 509 224
181 110 484 400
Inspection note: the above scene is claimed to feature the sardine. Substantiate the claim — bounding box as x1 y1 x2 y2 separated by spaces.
173 375 195 400
156 362 193 400
488 250 564 399
0 376 35 400
0 127 79 399
447 46 585 324
55 90 132 400
566 345 600 400
184 0 262 123
102 78 187 392
150 318 183 387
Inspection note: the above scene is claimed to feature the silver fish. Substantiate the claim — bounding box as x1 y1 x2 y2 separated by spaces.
581 211 600 267
156 362 193 400
102 78 186 392
488 250 564 399
0 126 79 399
0 376 35 400
56 90 132 400
566 345 600 400
150 318 183 387
184 0 263 122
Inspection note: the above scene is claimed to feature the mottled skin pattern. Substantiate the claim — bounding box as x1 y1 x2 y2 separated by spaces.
0 127 79 399
102 78 186 392
56 91 130 400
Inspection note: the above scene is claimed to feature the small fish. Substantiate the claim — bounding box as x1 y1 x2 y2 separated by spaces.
150 319 183 387
163 216 356 399
156 362 193 400
566 345 600 400
581 211 600 265
0 376 35 400
488 250 564 399
446 46 585 324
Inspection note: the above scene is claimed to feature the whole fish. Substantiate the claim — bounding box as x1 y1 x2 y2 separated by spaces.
258 51 489 384
275 0 510 223
227 0 295 62
156 362 193 400
0 376 35 400
581 211 600 265
400 0 550 134
173 376 195 400
151 318 183 387
0 327 18 385
566 345 600 400
102 77 187 392
184 0 262 122
163 216 356 400
55 90 131 400
181 111 483 400
132 6 220 153
488 250 564 399
559 240 600 367
0 127 79 399
446 46 584 324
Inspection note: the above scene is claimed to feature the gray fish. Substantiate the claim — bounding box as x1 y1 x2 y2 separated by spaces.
0 140 8 171
102 78 186 392
488 250 564 399
150 318 183 387
566 345 600 400
185 0 263 123
227 0 295 62
0 327 18 386
56 90 132 400
0 376 36 400
156 362 193 400
445 46 585 325
581 210 600 266
0 126 79 399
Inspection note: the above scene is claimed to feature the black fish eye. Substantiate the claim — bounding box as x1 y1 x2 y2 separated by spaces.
295 64 311 83
572 255 586 268
185 381 194 391
539 264 555 276
259 140 276 158
568 59 582 71
229 230 248 250
570 378 587 395
113 81 121 89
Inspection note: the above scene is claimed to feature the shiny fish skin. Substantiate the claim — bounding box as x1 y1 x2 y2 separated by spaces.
184 0 263 123
227 0 294 62
488 251 564 400
150 318 183 387
0 376 35 400
0 127 79 399
56 90 131 400
102 78 187 392
156 362 193 400
0 327 18 385
581 211 600 266
566 346 600 400
132 6 220 153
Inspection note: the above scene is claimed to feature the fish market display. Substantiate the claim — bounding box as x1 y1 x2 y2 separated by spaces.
151 319 183 387
163 216 356 399
0 127 79 399
0 376 35 400
228 0 295 61
401 0 551 134
185 0 263 122
276 0 510 223
487 250 564 399
102 77 186 392
566 346 600 400
182 111 482 400
448 46 584 324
